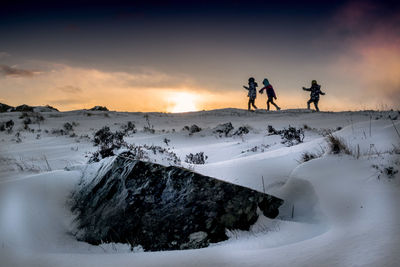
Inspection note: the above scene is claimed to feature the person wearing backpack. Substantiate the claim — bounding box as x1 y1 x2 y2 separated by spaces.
259 78 281 111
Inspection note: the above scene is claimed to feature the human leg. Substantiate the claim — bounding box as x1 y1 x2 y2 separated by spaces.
270 99 280 110
307 99 312 109
314 100 319 112
251 99 257 110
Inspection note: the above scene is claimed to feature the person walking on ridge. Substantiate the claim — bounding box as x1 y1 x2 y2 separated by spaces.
243 77 258 111
302 80 325 112
259 78 281 111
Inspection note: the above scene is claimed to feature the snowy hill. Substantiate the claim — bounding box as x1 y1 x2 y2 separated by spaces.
0 108 399 266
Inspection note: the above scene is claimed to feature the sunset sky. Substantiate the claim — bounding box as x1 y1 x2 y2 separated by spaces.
1 0 399 112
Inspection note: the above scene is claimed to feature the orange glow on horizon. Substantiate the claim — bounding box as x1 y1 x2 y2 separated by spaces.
166 91 199 113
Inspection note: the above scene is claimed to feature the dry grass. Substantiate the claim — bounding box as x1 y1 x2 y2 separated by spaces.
326 134 351 155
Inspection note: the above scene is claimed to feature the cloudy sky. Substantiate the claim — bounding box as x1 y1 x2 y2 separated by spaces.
1 0 399 112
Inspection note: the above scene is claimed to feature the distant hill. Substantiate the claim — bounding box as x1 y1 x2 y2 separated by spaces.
0 103 59 113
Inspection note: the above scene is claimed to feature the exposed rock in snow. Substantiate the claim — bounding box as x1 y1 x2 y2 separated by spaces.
213 122 234 137
33 105 59 112
88 106 109 111
233 126 250 136
0 102 14 112
13 104 34 112
189 124 202 134
71 152 284 251
0 103 59 112
182 124 202 134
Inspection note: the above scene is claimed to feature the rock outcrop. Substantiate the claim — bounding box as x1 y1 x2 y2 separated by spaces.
71 152 283 251
89 106 109 111
14 104 34 112
0 103 14 112
213 122 234 137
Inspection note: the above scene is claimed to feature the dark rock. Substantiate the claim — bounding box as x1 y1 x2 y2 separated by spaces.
89 106 109 111
71 153 283 251
14 104 34 112
182 124 201 134
33 105 59 112
189 124 202 134
233 126 250 136
213 122 234 137
0 103 14 112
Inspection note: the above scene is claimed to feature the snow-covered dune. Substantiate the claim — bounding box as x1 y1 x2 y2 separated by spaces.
0 109 399 266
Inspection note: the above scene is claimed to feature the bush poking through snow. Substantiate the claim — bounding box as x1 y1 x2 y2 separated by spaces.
241 144 270 154
280 126 304 146
0 120 14 133
267 125 280 135
20 112 45 130
372 164 399 179
299 150 324 163
121 121 136 134
326 134 351 155
143 115 155 134
63 122 74 132
163 138 171 146
185 152 208 164
90 127 126 161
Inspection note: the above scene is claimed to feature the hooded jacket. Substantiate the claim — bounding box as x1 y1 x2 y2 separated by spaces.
303 84 325 101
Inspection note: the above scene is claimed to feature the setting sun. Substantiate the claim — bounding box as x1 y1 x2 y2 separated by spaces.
167 92 199 113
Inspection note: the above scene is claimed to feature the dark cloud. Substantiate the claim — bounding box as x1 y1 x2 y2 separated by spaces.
57 85 83 93
0 64 35 77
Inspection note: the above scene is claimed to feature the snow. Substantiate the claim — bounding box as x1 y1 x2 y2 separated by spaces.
0 108 399 266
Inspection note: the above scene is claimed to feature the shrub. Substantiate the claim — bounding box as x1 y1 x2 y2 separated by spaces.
90 127 126 162
63 122 74 132
20 112 44 130
241 144 270 154
121 121 137 134
93 126 125 148
0 120 14 133
280 126 304 146
267 125 280 135
90 143 182 165
51 129 67 135
143 115 155 134
163 138 171 146
326 134 351 155
299 150 324 163
384 167 398 179
23 118 32 130
13 132 22 143
185 152 208 164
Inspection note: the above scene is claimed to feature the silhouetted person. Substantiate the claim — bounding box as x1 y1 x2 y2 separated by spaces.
243 77 258 111
303 80 325 112
259 78 281 111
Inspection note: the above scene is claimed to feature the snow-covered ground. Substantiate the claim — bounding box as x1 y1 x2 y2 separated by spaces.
0 108 399 266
